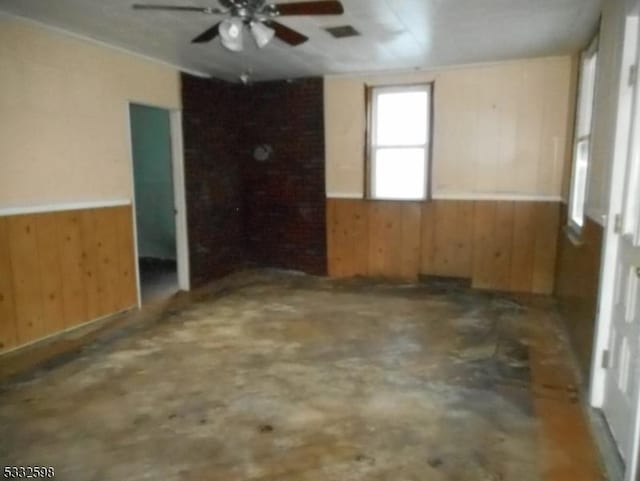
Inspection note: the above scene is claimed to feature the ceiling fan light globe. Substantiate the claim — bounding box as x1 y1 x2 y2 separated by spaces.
220 18 244 51
228 24 240 38
251 21 275 48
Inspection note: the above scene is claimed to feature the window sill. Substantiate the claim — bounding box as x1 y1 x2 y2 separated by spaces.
365 194 430 202
563 225 585 247
366 198 429 202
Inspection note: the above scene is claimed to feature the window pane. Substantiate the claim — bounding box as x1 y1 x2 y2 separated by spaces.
375 90 428 146
373 148 426 199
570 139 589 227
577 52 597 138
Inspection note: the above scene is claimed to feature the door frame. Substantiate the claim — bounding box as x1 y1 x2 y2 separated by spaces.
125 101 191 307
590 5 640 480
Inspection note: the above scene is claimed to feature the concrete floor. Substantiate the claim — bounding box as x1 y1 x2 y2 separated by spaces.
139 257 179 304
0 271 604 481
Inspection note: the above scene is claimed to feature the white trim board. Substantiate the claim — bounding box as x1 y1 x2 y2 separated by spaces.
170 110 191 292
125 104 143 309
326 192 364 199
432 193 563 202
325 193 563 202
0 199 131 217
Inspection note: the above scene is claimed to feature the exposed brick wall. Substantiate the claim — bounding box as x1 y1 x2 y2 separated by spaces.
181 75 245 286
181 75 326 285
241 78 327 276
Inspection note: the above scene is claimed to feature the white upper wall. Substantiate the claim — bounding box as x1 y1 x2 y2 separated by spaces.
0 16 181 208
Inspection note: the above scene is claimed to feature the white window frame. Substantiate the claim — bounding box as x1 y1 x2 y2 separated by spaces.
367 84 432 201
568 36 599 234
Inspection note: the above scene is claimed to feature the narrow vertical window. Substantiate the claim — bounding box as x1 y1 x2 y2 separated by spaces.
569 37 598 231
368 84 432 200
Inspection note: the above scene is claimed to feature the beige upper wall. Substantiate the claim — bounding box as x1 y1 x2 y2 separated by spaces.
0 16 181 207
325 56 575 199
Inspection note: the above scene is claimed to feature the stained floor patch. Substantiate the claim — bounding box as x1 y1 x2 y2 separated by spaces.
0 270 599 481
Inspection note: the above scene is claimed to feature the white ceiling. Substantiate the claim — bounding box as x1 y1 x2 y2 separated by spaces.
0 0 602 82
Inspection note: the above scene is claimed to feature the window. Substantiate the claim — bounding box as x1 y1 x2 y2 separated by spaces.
569 37 598 231
367 84 432 200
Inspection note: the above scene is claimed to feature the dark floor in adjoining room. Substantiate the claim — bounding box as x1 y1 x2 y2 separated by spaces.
139 257 179 304
0 270 605 481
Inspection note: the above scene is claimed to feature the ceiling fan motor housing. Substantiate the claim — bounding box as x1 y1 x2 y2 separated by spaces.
226 0 277 22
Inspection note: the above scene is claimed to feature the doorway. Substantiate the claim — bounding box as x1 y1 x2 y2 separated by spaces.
128 103 189 304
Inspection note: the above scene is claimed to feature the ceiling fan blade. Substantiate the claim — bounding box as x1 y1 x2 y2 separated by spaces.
264 20 309 46
272 0 344 16
132 4 222 13
191 22 221 43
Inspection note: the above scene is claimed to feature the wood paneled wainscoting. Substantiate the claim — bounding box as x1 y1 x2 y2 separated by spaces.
326 199 561 294
554 211 604 377
0 204 138 353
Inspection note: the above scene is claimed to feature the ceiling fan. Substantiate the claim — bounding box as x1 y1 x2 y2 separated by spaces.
132 0 344 51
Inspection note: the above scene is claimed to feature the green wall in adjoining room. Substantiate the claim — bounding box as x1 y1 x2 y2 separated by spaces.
130 104 176 260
